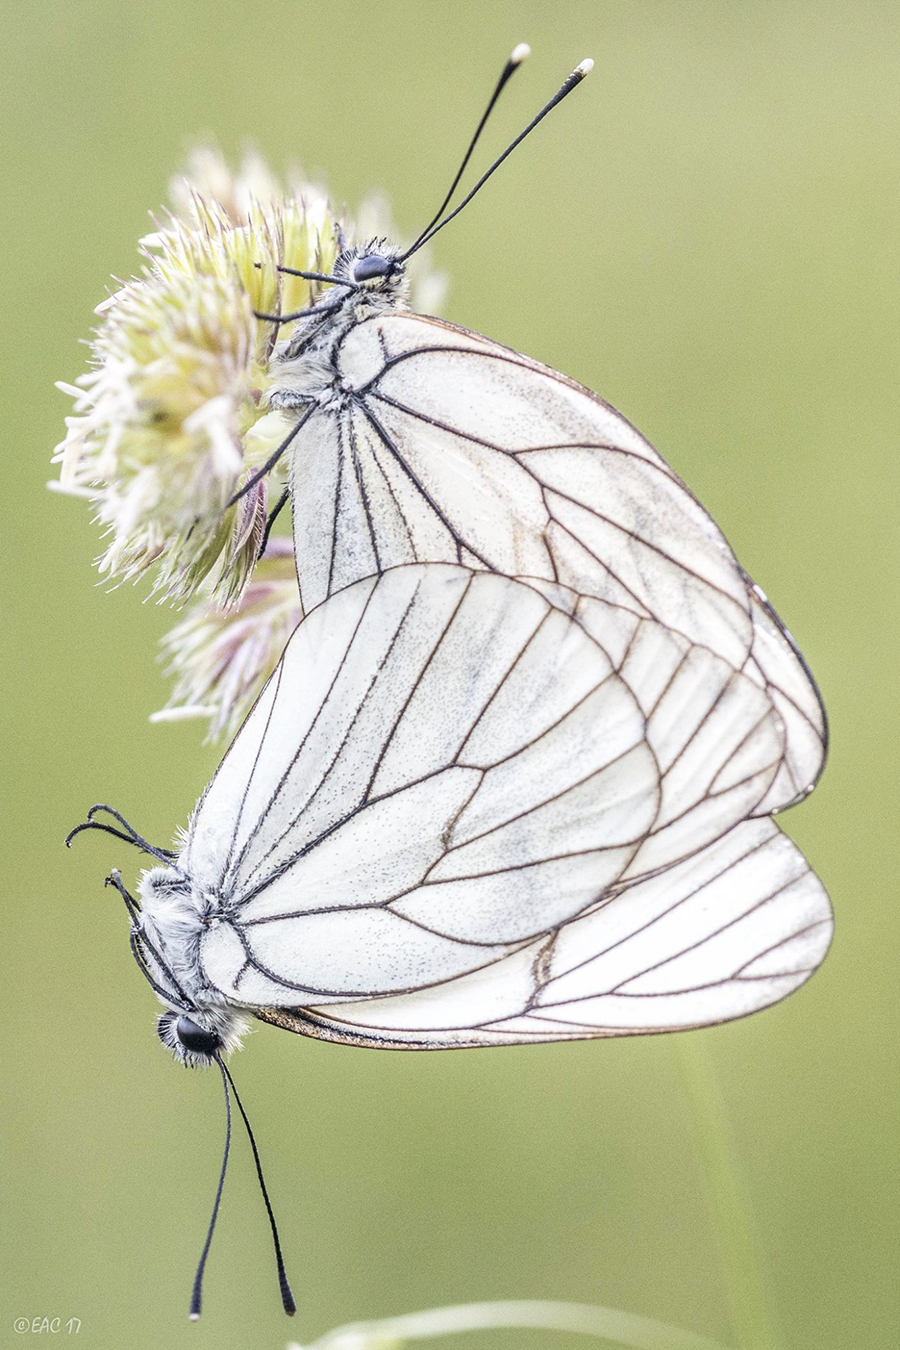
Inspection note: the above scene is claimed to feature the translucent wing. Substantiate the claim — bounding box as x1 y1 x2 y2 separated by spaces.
257 819 832 1047
286 312 826 812
181 564 831 1038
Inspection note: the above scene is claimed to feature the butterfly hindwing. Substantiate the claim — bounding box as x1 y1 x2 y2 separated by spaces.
254 817 831 1047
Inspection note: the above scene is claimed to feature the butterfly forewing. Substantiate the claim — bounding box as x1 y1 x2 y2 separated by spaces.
183 564 831 1034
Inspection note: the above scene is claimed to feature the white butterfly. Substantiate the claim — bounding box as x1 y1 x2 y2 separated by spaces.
275 298 826 817
89 562 828 1057
249 71 826 824
69 558 830 1317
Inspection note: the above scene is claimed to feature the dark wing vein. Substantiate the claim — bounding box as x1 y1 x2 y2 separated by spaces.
239 574 428 888
223 575 381 888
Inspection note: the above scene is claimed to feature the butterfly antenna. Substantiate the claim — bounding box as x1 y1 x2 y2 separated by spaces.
406 43 531 258
401 56 593 261
219 1058 296 1315
254 46 530 309
189 1058 233 1320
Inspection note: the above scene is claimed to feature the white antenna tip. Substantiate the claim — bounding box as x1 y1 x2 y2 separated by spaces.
575 58 594 78
510 43 531 66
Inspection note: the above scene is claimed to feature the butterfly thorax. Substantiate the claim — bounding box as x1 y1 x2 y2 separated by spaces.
136 867 206 994
270 239 409 412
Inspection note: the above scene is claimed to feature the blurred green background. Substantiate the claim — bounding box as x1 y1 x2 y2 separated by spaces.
2 2 897 1348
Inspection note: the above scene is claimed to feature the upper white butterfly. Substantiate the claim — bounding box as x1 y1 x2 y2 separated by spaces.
264 257 826 820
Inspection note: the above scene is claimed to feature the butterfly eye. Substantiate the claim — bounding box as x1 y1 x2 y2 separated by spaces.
175 1016 222 1056
353 254 392 283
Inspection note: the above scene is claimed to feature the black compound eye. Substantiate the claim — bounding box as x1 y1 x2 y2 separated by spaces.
175 1016 222 1056
353 253 392 282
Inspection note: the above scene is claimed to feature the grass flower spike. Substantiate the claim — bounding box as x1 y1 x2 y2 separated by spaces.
52 145 447 733
151 536 301 741
53 161 340 604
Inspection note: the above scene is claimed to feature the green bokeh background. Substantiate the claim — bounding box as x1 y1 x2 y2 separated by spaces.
2 3 897 1348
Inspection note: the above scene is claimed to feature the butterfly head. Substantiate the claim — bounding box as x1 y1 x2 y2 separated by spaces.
334 239 408 304
156 1006 248 1068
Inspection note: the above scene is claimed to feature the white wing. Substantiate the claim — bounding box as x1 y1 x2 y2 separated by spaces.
182 564 831 1036
258 819 832 1047
287 312 826 812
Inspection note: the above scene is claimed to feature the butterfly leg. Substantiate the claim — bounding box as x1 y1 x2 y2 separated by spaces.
226 406 314 508
258 489 290 561
252 294 348 325
104 867 141 922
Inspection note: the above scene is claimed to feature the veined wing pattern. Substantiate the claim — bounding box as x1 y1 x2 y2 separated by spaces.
181 565 831 1045
286 312 826 818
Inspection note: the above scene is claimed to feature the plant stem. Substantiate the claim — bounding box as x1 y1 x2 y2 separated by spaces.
672 1036 776 1350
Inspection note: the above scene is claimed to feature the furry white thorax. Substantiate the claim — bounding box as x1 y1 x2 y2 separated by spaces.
268 238 409 414
137 864 250 1060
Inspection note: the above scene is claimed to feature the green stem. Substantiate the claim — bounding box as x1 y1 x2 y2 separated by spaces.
671 1036 776 1350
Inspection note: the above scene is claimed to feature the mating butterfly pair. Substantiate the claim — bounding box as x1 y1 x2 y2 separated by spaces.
68 50 830 1318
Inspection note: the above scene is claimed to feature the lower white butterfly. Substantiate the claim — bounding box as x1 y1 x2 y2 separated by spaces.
72 563 830 1060
68 562 831 1314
